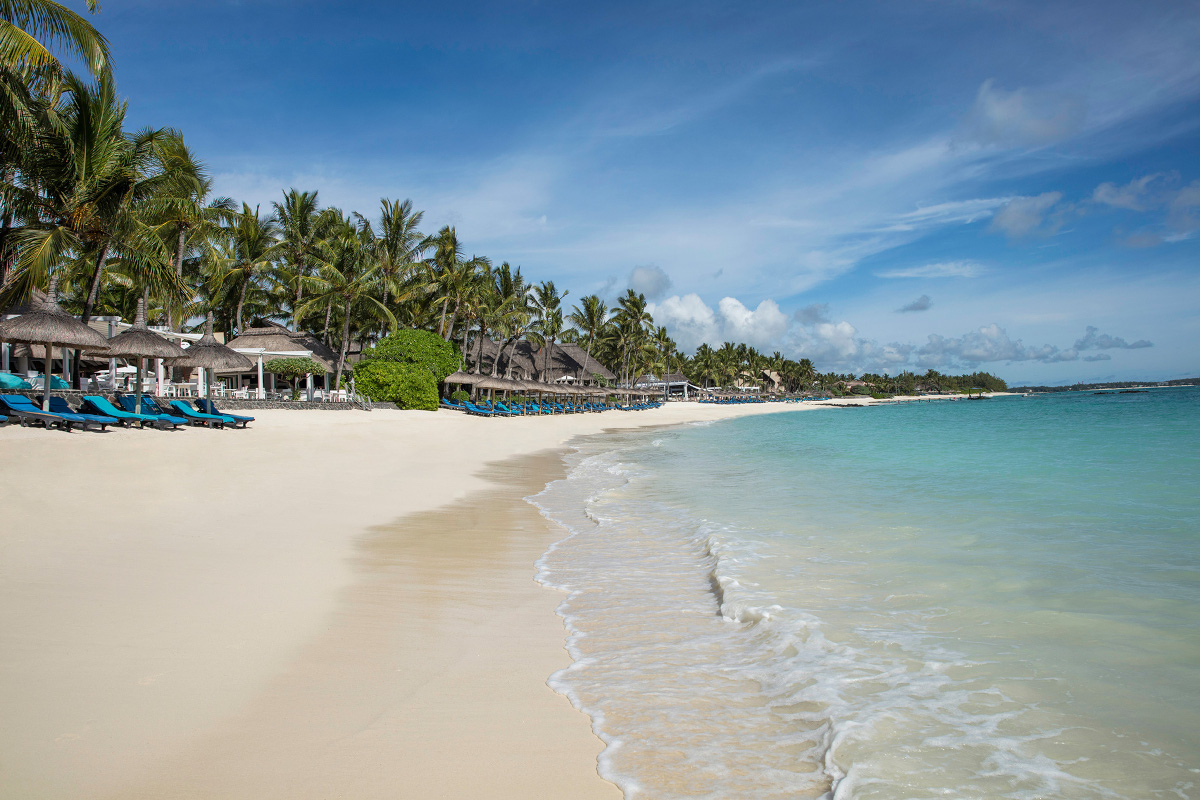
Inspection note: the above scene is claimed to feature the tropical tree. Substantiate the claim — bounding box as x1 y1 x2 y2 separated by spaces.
568 293 608 382
298 212 395 392
206 202 281 335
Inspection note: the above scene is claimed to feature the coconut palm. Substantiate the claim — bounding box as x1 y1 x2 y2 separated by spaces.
273 188 327 330
299 213 395 392
357 197 425 319
206 203 282 335
0 0 109 79
568 293 608 383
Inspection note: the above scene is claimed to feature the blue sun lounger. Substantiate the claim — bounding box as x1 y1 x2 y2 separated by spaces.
113 395 188 429
43 396 119 430
0 394 73 430
167 400 234 428
194 399 254 428
81 395 159 428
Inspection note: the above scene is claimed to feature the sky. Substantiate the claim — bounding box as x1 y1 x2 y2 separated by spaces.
89 0 1200 384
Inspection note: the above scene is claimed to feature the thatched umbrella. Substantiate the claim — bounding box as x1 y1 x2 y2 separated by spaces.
170 312 253 401
0 276 109 411
100 299 186 414
444 370 480 386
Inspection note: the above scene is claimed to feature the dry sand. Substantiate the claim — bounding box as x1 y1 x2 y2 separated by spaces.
0 400 825 799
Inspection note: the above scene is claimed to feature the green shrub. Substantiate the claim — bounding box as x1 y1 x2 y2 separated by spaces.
352 361 438 410
870 392 893 400
358 329 460 381
450 389 470 402
264 357 325 381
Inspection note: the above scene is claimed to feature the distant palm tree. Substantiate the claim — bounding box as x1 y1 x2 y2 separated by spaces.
299 214 395 392
568 294 608 383
207 203 282 334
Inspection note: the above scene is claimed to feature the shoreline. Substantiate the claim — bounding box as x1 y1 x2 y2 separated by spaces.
1 401 817 798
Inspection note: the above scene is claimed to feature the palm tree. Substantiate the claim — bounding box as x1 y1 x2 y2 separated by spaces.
274 188 326 330
0 0 110 79
530 280 567 381
207 203 281 335
2 70 168 377
357 197 425 319
299 213 395 392
568 293 608 384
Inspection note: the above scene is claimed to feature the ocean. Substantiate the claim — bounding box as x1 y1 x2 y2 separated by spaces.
531 389 1200 799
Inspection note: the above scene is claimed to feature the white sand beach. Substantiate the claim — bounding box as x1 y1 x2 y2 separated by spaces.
0 400 832 799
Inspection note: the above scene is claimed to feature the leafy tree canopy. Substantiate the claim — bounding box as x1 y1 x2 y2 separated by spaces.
358 328 460 381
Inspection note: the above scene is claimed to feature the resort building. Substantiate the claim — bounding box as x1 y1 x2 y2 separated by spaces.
221 321 341 398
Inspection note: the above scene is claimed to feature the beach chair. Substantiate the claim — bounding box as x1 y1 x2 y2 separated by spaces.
168 400 234 429
495 401 524 416
0 394 73 430
115 395 188 429
194 399 254 428
440 398 466 411
43 396 119 431
462 401 494 417
81 395 157 428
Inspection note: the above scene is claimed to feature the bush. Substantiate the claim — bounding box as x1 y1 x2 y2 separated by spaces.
264 357 325 381
870 392 893 400
352 361 439 410
450 389 470 402
358 329 460 382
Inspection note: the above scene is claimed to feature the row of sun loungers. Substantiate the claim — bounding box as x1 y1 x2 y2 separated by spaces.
440 398 663 417
0 394 253 432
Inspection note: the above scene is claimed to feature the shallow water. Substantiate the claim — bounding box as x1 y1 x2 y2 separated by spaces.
532 389 1200 799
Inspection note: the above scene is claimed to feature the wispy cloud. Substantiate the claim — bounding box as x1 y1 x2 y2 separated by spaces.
897 295 933 313
877 261 985 279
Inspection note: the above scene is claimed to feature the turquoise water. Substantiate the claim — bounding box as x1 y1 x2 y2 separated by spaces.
533 389 1200 799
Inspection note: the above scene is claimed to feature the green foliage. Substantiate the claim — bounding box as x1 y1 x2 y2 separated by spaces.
352 360 438 410
358 329 461 382
450 389 470 402
870 392 893 400
263 357 325 379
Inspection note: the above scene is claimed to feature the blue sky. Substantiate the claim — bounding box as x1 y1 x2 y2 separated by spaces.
94 0 1200 383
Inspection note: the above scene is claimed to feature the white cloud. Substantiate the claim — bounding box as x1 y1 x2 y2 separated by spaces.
650 293 789 351
1168 180 1200 235
716 297 789 349
876 260 985 279
1092 173 1168 211
966 79 1087 148
917 323 1065 367
628 265 672 301
897 295 932 313
1073 326 1153 350
988 192 1064 238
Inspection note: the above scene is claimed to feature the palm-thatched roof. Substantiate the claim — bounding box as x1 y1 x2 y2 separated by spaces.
100 299 187 359
0 278 110 350
222 321 339 373
173 312 254 372
535 342 616 383
443 370 481 385
468 338 539 380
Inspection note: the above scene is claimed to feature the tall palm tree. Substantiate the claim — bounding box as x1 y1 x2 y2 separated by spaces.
357 197 425 320
207 203 281 335
273 188 326 330
531 280 567 381
299 213 394 392
568 293 608 383
0 0 109 79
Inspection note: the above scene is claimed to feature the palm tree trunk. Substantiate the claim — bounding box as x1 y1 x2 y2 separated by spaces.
458 317 471 371
334 297 351 394
73 242 111 388
437 298 449 337
322 297 332 346
292 263 305 331
235 274 249 334
582 334 595 384
504 337 521 378
444 300 461 342
473 325 487 374
543 338 552 382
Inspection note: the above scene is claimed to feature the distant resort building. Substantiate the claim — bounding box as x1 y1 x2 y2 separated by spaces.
221 321 341 396
467 339 616 385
